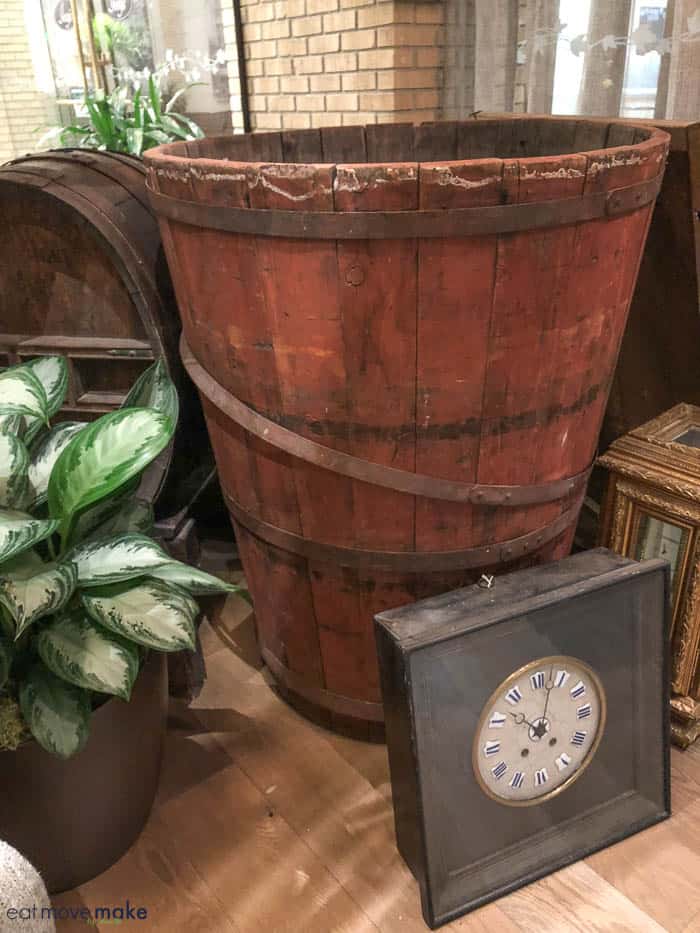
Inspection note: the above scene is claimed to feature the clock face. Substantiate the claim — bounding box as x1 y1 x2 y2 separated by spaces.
473 655 606 806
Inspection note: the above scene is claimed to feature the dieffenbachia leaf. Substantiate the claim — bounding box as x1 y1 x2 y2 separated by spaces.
37 611 140 700
0 433 28 509
47 407 175 545
85 498 154 540
26 422 86 509
82 579 197 651
0 414 23 436
0 364 49 423
69 478 139 545
149 562 243 596
20 664 91 759
0 639 12 689
23 356 69 418
121 359 179 427
0 509 59 565
0 552 77 638
68 533 170 586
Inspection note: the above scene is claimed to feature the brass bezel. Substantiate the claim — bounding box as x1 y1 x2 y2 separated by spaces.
472 655 607 808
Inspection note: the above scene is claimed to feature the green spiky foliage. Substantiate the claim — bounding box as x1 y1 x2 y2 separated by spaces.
0 357 244 759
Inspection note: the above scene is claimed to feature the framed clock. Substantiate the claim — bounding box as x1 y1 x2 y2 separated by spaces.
375 549 670 929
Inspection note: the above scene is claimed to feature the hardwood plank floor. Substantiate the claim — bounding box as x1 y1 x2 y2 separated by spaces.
51 594 699 932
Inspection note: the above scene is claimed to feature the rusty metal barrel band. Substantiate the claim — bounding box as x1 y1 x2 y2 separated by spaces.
182 336 592 508
147 174 661 240
227 490 579 573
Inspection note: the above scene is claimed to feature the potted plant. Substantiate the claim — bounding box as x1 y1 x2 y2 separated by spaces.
0 355 241 893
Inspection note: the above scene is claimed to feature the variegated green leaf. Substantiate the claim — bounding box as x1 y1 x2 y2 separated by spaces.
0 639 12 689
149 562 243 596
0 552 77 638
0 414 23 436
85 498 154 540
69 478 139 545
23 416 47 448
0 433 28 509
20 664 90 759
69 533 169 586
26 422 86 509
82 579 197 651
122 359 179 426
37 611 140 700
23 356 68 418
48 407 175 544
0 509 59 565
0 365 48 423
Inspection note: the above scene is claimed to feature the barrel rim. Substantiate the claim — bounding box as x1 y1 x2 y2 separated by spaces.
143 116 670 179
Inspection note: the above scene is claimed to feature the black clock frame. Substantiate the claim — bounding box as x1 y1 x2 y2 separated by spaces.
375 548 671 928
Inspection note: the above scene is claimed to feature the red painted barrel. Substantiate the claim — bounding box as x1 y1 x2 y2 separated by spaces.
145 117 668 737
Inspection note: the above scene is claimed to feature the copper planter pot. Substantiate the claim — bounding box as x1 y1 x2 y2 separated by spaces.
0 652 167 894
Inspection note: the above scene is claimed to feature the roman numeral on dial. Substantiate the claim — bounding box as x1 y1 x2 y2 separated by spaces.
509 771 525 789
492 761 508 780
570 681 586 699
577 703 592 720
534 768 549 786
530 671 545 690
554 670 570 688
555 753 572 771
484 741 500 757
505 686 522 705
571 730 587 746
488 712 506 728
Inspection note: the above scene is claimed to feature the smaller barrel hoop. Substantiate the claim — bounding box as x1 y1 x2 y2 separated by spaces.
227 490 580 572
148 173 661 240
182 336 591 508
260 647 385 722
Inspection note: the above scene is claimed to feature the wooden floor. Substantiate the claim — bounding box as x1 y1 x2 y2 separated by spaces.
53 592 700 933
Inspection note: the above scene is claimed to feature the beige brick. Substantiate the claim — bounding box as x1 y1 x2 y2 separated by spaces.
311 111 338 127
416 4 444 24
341 0 375 5
253 112 283 129
283 112 312 128
359 90 395 110
416 47 441 68
356 4 394 27
292 14 322 35
275 0 305 15
342 110 377 125
357 47 394 70
252 75 280 94
393 89 439 110
306 0 339 12
310 73 341 92
243 22 263 41
308 33 340 53
377 25 441 47
277 36 308 55
247 38 277 58
341 28 376 50
279 75 310 93
261 18 290 39
341 70 376 90
322 9 355 31
377 68 439 90
295 93 326 111
268 94 296 111
296 54 324 74
323 51 357 72
324 92 359 111
265 57 294 74
246 3 275 22
247 59 265 76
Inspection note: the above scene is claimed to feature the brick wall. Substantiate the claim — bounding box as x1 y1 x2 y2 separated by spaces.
238 0 444 130
0 0 58 162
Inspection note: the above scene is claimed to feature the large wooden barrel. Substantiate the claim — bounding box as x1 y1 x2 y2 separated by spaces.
0 149 207 503
145 117 668 736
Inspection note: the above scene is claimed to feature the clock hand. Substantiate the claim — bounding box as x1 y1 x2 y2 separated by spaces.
542 665 554 720
508 711 541 730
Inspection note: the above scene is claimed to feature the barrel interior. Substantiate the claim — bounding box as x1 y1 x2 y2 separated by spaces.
159 117 657 165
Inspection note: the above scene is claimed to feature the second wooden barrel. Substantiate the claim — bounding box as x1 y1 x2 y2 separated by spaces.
145 117 668 735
